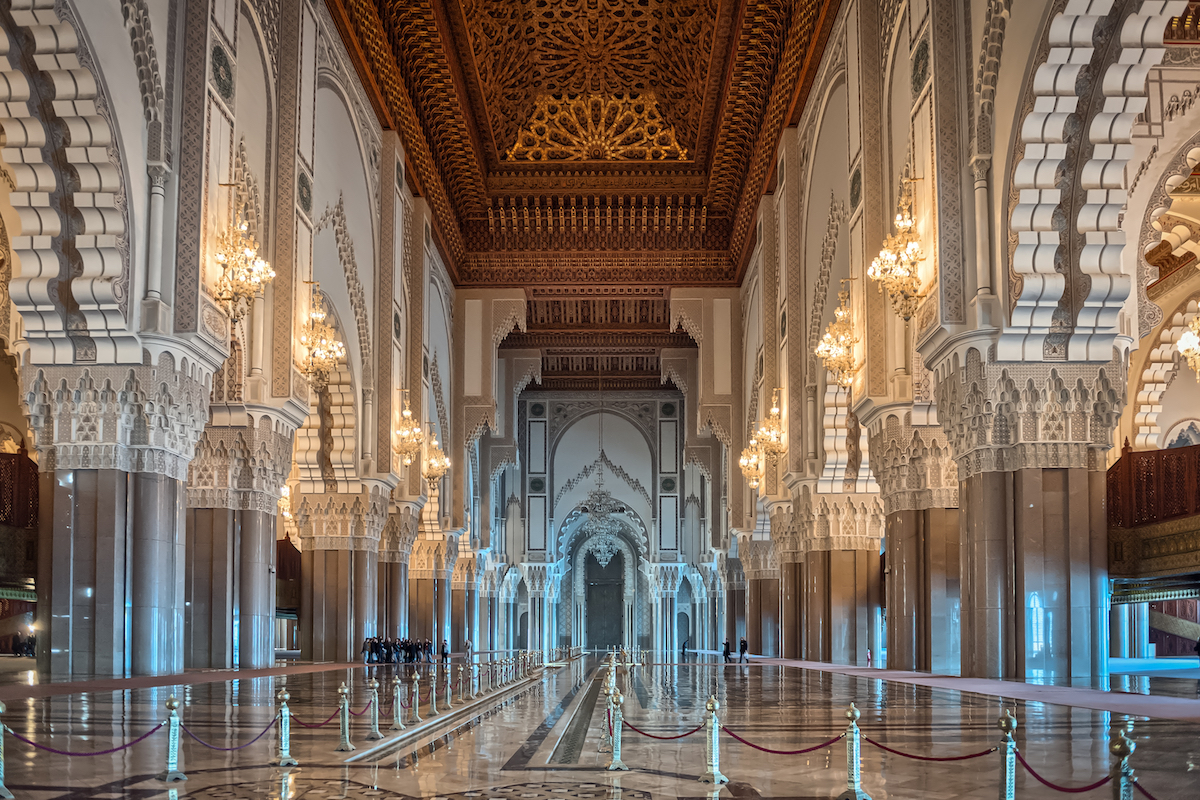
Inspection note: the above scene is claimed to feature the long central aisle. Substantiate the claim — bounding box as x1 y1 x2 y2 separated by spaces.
4 655 1197 799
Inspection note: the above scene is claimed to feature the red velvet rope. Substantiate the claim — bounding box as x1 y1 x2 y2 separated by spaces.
862 734 997 762
607 709 613 737
290 708 340 728
347 699 372 717
722 726 845 755
1015 751 1113 793
622 719 705 740
1134 781 1161 800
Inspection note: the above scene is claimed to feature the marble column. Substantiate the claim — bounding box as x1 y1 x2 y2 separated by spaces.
802 551 829 661
746 580 762 655
300 548 357 662
436 574 451 647
760 577 780 657
885 508 961 673
1110 603 1131 658
781 561 801 658
238 509 275 669
960 466 1109 681
353 550 377 643
185 507 237 669
467 584 479 650
38 469 130 676
131 472 187 676
410 577 433 641
452 586 466 651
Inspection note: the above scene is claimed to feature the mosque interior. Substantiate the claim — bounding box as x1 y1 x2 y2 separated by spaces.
0 0 1198 797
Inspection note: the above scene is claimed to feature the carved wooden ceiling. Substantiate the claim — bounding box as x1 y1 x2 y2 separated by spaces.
329 0 839 288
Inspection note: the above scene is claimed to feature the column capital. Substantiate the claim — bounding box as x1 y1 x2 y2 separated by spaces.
865 412 958 514
24 362 211 481
296 488 389 552
933 348 1127 481
187 417 295 511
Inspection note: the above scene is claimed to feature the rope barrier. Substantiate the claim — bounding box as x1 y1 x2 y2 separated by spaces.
622 719 705 740
347 699 372 717
1015 750 1113 794
722 727 845 755
5 721 165 757
1134 781 1161 800
861 734 997 762
180 717 276 751
289 708 339 729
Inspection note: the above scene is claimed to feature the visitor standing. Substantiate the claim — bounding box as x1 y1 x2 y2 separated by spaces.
722 639 732 663
738 637 748 664
441 639 450 666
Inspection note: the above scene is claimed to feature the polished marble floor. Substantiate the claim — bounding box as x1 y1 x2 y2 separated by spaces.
1 656 1196 799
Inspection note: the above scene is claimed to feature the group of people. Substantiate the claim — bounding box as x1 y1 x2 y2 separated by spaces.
360 637 475 665
9 631 34 658
722 637 750 663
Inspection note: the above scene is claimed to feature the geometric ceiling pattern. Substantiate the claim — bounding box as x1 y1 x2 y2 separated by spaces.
329 0 839 287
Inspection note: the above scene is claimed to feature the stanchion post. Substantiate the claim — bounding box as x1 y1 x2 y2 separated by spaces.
835 703 871 800
699 695 728 785
0 701 14 799
336 682 356 752
410 671 423 724
997 709 1016 800
444 663 453 705
598 686 613 753
458 665 465 703
158 696 187 782
365 678 384 740
272 689 299 767
1110 722 1136 800
606 689 629 771
429 666 440 716
391 675 406 732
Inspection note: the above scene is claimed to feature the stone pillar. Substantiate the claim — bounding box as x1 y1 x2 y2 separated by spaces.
353 549 378 643
28 364 212 677
1110 603 1131 658
884 508 961 672
131 473 187 676
781 561 801 658
411 577 433 640
452 586 466 652
185 508 238 668
746 580 762 655
801 549 881 665
802 550 829 661
936 355 1119 681
467 584 479 650
436 574 451 648
238 509 276 669
1132 602 1150 659
760 577 780 657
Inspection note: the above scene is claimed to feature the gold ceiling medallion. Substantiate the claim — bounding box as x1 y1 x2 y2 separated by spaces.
505 93 688 162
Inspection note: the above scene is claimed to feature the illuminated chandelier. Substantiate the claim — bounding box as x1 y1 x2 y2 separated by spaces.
868 176 924 320
298 282 346 390
213 204 275 322
739 436 764 490
277 485 293 521
1179 315 1200 382
755 388 785 461
815 280 859 388
422 426 451 490
582 370 623 545
392 389 425 466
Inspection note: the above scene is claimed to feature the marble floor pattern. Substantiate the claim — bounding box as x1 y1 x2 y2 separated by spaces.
1 656 1196 800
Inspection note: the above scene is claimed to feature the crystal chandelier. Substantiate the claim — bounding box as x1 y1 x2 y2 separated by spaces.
755 388 784 461
739 437 764 489
868 176 924 320
1179 315 1200 382
422 427 451 490
277 485 292 521
815 280 859 388
213 204 275 322
392 389 425 466
586 530 621 568
582 370 623 544
298 282 346 390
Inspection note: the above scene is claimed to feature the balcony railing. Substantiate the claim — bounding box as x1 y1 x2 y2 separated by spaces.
1107 439 1200 529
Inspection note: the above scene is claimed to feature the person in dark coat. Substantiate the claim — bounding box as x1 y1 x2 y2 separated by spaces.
738 637 749 664
722 639 732 663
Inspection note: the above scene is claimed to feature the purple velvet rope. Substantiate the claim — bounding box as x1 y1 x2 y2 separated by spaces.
347 699 372 717
5 721 165 757
181 717 276 751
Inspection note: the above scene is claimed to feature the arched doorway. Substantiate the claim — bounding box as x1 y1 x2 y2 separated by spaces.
586 550 623 648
